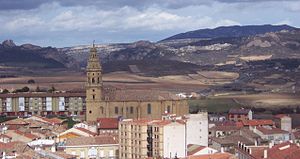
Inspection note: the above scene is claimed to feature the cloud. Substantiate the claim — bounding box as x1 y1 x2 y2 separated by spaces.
0 0 299 47
1 0 299 11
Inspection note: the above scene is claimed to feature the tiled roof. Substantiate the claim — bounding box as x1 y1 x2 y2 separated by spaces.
0 141 28 154
210 125 241 131
274 114 290 119
182 152 235 159
149 120 185 126
187 144 206 156
0 133 12 139
97 118 119 129
65 135 118 146
0 92 85 98
256 127 288 135
228 108 251 115
241 120 274 127
14 130 39 139
75 127 97 136
211 135 254 146
3 118 29 125
103 89 183 101
267 142 300 159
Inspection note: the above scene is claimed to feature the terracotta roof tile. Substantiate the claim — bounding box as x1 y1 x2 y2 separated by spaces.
182 152 235 159
14 130 39 140
75 127 97 136
97 118 119 129
65 135 118 146
3 118 29 125
187 144 206 156
229 108 251 115
241 120 274 127
256 127 288 135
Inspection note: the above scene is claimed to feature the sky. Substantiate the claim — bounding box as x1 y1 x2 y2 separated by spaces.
0 0 300 47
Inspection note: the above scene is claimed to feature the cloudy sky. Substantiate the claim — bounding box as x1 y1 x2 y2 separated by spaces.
0 0 300 47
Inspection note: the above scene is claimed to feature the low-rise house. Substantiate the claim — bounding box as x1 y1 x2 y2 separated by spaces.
57 127 97 142
253 127 290 143
181 152 236 159
0 134 12 143
73 122 98 134
236 141 300 159
61 135 118 159
0 141 30 158
209 126 240 138
228 108 252 122
3 118 29 130
210 134 255 153
27 115 65 126
97 118 119 134
6 129 39 142
187 144 218 156
28 139 56 152
239 119 274 129
274 114 292 132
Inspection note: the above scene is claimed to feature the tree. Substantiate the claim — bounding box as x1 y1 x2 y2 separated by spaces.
1 89 9 94
20 86 30 92
35 86 41 92
48 85 56 93
27 79 35 84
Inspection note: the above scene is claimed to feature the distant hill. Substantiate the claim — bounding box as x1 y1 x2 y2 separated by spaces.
0 40 78 69
161 24 297 41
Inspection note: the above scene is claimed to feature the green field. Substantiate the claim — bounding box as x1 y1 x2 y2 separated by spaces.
189 98 242 113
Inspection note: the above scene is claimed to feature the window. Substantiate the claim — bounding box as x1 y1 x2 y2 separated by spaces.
115 107 119 114
97 77 100 84
167 106 171 113
93 95 95 100
100 107 104 114
89 110 92 114
147 103 151 114
92 78 95 83
130 107 134 114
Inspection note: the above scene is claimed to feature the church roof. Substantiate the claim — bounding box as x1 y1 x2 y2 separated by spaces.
102 89 183 101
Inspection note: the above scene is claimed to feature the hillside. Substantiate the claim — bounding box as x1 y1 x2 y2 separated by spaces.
161 24 296 41
61 25 300 68
0 40 78 69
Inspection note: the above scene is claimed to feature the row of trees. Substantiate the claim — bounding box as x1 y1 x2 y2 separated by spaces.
1 86 56 94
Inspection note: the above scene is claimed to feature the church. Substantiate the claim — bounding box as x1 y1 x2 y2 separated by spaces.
85 45 189 122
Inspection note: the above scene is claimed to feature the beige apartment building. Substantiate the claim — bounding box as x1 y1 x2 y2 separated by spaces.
62 135 119 159
119 118 187 159
0 92 85 117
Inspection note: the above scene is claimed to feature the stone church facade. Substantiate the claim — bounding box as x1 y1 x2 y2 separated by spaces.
86 45 189 122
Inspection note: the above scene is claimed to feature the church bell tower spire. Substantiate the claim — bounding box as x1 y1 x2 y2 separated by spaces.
86 42 103 122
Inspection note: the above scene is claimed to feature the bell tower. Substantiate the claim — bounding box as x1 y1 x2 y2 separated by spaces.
86 43 103 122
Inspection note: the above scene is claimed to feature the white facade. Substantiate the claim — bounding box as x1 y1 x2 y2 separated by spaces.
46 97 52 111
58 97 65 111
248 110 253 120
163 122 186 158
190 147 218 156
18 97 25 111
6 98 12 112
186 112 208 146
280 116 292 132
74 122 97 133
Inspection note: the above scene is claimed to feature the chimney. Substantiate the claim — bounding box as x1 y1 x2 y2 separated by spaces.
221 147 224 153
249 148 252 155
269 141 274 148
264 149 268 158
